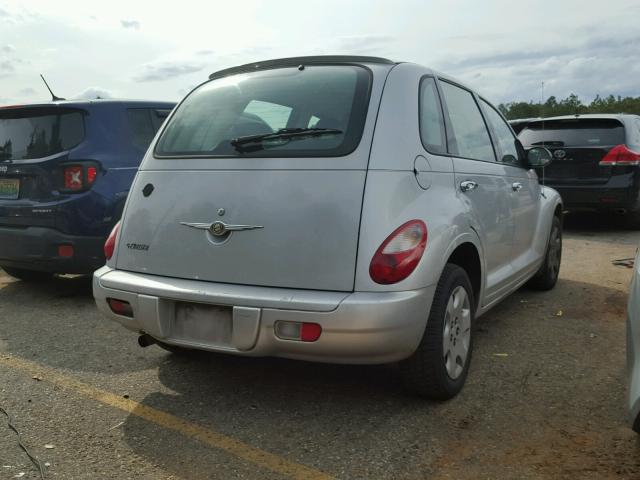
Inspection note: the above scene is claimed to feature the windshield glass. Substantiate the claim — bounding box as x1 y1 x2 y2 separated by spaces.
0 108 85 160
155 65 371 157
519 118 625 147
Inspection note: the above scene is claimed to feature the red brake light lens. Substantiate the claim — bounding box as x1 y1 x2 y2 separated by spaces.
87 166 98 184
64 166 84 190
370 220 427 285
104 221 121 260
599 144 640 166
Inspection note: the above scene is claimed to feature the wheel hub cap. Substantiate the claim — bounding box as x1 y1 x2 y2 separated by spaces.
443 286 471 380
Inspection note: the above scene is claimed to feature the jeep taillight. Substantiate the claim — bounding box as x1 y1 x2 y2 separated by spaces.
63 163 99 191
104 221 121 260
369 220 427 285
599 144 640 166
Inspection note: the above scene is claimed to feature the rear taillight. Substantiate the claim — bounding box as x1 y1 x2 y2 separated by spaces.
599 145 640 166
64 166 84 190
104 221 121 260
370 220 427 285
63 164 99 191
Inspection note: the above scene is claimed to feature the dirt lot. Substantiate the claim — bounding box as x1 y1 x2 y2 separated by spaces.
1 214 639 479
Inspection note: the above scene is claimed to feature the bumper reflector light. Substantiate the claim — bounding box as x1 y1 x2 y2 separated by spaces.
107 298 133 318
58 245 74 258
275 321 322 342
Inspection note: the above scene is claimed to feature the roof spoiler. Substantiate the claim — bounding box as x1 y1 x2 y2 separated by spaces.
208 55 395 80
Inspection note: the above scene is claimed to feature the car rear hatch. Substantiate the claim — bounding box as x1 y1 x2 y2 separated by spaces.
114 61 389 292
0 105 88 227
518 118 627 185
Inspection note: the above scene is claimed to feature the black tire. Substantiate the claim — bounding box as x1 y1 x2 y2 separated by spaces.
400 264 475 400
528 215 562 291
1 267 53 282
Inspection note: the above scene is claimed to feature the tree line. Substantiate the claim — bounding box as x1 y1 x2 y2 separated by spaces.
498 94 640 120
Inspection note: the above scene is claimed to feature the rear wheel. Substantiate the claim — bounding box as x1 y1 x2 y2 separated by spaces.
1 267 53 282
400 264 475 400
528 215 562 290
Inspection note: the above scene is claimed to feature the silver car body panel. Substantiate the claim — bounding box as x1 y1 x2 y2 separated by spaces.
627 248 640 430
96 59 562 363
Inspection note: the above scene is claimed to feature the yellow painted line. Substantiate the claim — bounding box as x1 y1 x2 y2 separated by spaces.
0 353 332 480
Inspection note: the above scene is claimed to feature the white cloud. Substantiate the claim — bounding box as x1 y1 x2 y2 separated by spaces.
132 60 204 82
72 86 115 99
120 19 140 30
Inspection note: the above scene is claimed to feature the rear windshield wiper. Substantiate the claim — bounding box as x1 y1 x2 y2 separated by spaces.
531 140 564 146
230 127 343 152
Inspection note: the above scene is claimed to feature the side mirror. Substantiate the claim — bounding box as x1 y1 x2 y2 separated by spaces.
527 147 553 168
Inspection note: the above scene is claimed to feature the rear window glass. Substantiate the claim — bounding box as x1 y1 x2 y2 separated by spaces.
155 65 371 158
0 108 84 160
519 119 625 147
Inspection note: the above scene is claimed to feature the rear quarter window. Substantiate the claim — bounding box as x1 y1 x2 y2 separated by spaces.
418 77 447 154
519 119 625 147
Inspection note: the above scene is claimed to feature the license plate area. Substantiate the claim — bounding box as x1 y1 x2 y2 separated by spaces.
173 302 233 346
0 178 20 199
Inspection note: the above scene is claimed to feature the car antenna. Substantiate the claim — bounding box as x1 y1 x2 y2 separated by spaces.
40 74 65 101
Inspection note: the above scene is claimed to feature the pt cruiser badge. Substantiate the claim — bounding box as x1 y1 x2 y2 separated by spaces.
180 220 263 237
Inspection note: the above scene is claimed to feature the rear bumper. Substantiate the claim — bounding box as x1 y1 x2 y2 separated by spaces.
0 226 105 274
551 184 640 213
93 266 435 364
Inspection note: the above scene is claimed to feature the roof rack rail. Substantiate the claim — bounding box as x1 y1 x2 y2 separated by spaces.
209 55 395 80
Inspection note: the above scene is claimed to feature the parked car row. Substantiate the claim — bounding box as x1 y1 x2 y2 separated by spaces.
15 56 640 416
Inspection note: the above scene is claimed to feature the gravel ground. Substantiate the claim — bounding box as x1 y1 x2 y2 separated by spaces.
0 214 639 479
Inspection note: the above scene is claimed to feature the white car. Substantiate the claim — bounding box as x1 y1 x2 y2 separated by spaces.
93 56 562 399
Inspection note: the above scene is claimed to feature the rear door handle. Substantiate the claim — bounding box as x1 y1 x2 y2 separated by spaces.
460 180 478 193
512 182 523 192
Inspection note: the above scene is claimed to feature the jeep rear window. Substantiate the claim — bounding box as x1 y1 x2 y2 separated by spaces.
519 119 625 147
155 65 371 158
0 108 85 161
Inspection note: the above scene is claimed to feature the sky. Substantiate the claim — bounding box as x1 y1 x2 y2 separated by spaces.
1 0 639 107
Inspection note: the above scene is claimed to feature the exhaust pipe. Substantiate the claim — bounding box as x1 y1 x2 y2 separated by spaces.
138 334 157 348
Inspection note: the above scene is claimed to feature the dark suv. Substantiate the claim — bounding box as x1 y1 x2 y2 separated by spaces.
518 114 640 220
0 99 175 280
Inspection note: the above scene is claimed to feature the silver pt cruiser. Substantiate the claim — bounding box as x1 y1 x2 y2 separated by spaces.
93 56 562 399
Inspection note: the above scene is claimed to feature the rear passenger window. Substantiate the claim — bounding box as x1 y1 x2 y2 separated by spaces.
127 109 156 150
480 99 520 166
440 81 495 162
151 109 171 131
128 109 171 151
419 77 446 154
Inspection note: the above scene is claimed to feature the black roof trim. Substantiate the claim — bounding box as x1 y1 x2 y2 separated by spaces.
209 55 395 80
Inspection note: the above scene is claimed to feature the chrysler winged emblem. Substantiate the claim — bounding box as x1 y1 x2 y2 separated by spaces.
180 220 263 237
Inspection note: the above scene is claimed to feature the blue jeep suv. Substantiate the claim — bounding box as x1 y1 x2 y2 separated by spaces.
0 99 175 280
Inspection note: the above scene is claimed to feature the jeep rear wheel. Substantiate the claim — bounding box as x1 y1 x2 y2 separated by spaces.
400 264 475 400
